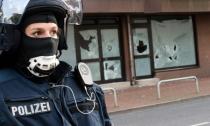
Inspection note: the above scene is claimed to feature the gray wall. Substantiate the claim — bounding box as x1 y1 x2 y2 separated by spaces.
60 24 77 68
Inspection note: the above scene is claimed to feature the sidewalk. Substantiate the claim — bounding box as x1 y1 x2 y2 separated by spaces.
104 77 210 113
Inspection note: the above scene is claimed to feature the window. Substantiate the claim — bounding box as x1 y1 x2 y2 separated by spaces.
75 17 124 83
151 16 197 69
131 15 197 78
131 18 154 78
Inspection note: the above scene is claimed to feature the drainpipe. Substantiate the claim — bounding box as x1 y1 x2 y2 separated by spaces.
126 15 136 86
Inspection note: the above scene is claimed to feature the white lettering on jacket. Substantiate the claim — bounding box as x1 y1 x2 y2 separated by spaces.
10 102 51 117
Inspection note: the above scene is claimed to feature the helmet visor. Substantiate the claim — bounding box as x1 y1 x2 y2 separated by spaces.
62 0 83 25
0 0 30 24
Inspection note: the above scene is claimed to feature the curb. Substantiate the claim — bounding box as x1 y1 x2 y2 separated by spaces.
109 94 210 114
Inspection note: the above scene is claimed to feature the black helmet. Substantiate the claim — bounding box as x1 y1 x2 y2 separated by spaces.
23 0 83 50
0 0 83 54
22 0 68 50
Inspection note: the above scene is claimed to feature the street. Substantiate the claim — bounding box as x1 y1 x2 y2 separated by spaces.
110 96 210 126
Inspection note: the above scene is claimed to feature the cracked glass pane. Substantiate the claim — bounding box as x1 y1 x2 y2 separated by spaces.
135 58 151 76
151 18 196 69
103 60 122 80
132 28 149 55
78 30 99 60
101 29 120 58
86 62 101 81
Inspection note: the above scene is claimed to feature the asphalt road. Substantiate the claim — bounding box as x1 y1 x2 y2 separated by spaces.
110 96 210 126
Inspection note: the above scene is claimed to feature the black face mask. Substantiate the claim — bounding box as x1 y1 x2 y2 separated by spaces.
15 12 61 78
16 35 60 78
21 35 59 60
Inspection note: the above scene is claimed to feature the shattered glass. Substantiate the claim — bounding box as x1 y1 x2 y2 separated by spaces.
103 60 122 80
132 28 149 55
86 62 101 81
151 18 196 69
77 27 122 81
135 58 151 76
78 30 99 60
101 29 120 58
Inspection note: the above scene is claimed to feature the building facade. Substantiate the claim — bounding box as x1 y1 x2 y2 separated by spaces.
61 0 210 86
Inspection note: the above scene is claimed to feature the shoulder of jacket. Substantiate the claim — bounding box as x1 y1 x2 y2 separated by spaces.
65 69 75 78
0 68 18 84
92 83 104 94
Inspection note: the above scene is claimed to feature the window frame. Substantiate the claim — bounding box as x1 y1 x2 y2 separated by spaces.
150 15 199 72
74 17 125 84
131 17 155 79
131 15 199 75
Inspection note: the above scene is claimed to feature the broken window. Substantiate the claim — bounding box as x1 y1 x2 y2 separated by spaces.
133 28 150 55
103 60 122 80
132 25 153 78
78 29 99 60
135 58 151 76
75 17 123 83
86 62 101 81
151 17 196 69
101 29 120 58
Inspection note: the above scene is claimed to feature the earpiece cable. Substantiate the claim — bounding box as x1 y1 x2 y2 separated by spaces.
51 85 96 115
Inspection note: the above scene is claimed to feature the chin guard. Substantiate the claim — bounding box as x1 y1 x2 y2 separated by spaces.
75 62 93 87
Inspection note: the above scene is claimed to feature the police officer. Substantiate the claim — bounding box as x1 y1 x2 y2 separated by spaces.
0 0 112 126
